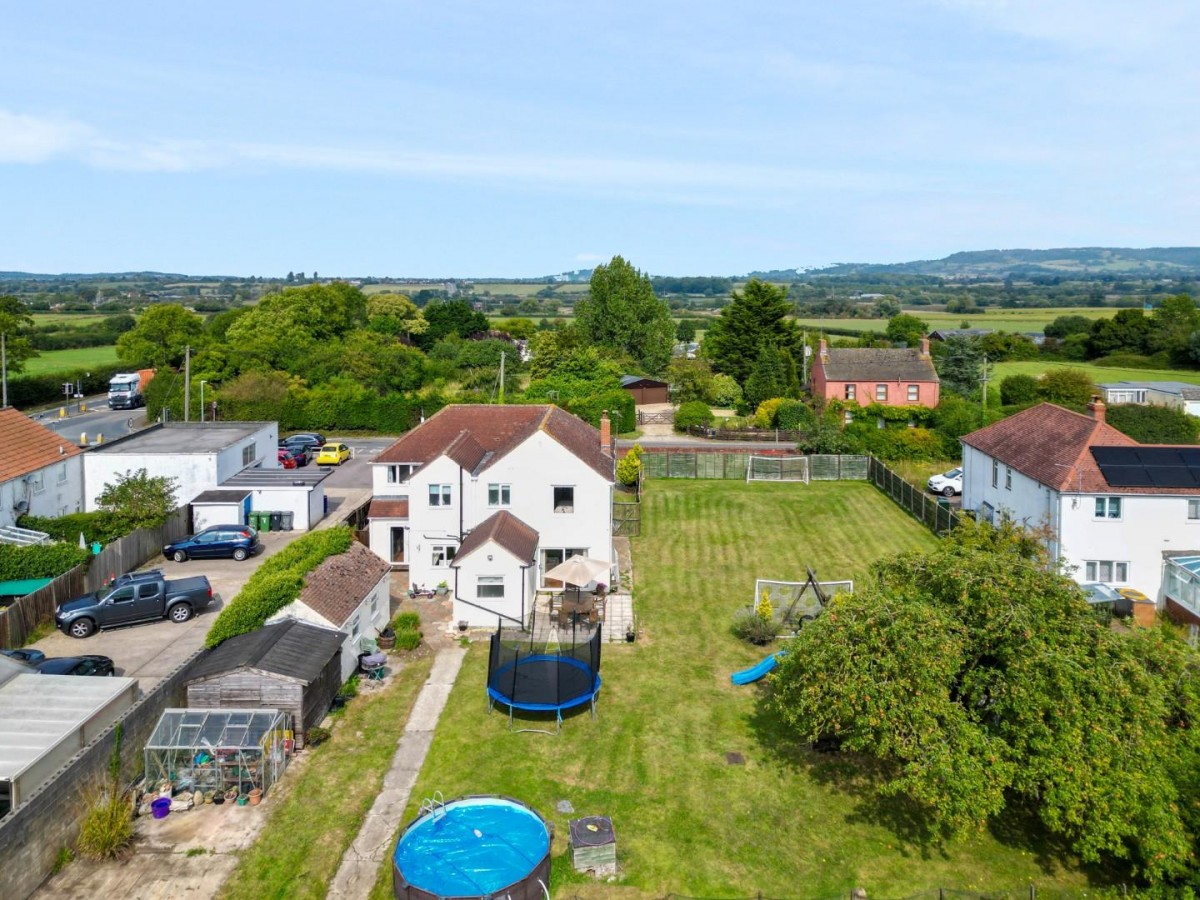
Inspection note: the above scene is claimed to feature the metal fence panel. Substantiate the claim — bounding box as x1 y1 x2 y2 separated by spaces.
667 453 697 478
696 452 725 479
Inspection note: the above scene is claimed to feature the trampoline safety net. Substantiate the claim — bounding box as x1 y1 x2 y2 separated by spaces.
487 625 602 725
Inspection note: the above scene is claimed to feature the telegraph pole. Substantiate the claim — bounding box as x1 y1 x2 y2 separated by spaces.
184 345 191 423
2 332 7 409
980 352 988 423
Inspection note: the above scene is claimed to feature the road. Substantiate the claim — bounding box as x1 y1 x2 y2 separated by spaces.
32 393 142 446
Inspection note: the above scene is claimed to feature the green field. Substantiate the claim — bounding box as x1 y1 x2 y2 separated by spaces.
991 359 1200 387
795 307 1118 335
29 313 112 326
21 346 120 376
365 481 1098 898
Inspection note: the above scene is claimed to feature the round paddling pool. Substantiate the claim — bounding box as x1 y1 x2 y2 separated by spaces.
392 795 552 900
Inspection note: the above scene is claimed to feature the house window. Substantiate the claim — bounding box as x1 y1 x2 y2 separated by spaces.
844 384 856 401
488 484 511 507
242 444 256 466
1094 497 1122 519
350 614 361 639
992 459 998 488
477 576 504 599
370 591 379 616
1005 467 1012 490
389 527 405 563
431 544 457 566
428 484 452 506
843 410 853 424
541 548 588 587
30 472 44 494
387 464 416 484
875 384 888 402
980 501 995 524
907 385 919 402
57 463 68 484
1085 560 1129 583
1190 498 1200 520
553 486 575 513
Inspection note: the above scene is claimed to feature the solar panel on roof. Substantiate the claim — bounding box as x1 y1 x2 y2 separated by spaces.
1092 445 1200 489
1147 466 1200 487
1103 468 1155 487
1179 448 1200 466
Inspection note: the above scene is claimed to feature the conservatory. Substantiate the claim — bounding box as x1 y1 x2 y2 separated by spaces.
144 708 293 799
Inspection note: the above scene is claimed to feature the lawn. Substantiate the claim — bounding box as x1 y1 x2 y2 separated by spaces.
992 358 1200 388
366 481 1097 898
218 653 434 900
794 307 1118 335
21 345 120 376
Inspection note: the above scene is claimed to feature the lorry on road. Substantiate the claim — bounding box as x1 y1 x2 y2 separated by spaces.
54 569 213 638
108 369 155 409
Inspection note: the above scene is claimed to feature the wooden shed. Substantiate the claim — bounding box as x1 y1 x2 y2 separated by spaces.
186 619 345 748
620 375 670 405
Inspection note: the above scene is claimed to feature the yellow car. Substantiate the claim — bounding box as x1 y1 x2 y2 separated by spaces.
316 442 351 466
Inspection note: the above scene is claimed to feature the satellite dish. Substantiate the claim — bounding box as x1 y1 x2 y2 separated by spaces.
14 500 29 514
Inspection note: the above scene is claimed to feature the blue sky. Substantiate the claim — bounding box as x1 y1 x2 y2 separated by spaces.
2 1 1197 277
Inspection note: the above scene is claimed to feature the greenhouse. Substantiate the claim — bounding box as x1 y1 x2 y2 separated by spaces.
143 708 293 799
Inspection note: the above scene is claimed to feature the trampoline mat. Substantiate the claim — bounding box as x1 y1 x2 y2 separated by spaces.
488 655 599 711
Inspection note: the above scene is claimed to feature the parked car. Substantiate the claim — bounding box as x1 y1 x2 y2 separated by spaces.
1 647 46 665
163 524 260 563
55 572 214 638
1081 582 1133 618
926 467 963 497
278 439 311 466
35 655 115 676
316 442 351 466
277 449 298 469
282 433 325 455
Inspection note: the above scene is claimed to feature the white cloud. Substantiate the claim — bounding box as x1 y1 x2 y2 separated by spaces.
0 110 92 163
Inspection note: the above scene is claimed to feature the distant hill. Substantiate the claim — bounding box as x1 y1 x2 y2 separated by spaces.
799 248 1200 279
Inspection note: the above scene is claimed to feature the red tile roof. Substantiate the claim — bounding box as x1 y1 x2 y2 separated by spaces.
0 407 81 482
453 510 538 564
376 404 613 481
368 498 409 519
962 402 1141 493
296 542 391 627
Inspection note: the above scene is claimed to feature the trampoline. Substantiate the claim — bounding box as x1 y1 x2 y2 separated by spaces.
487 624 602 733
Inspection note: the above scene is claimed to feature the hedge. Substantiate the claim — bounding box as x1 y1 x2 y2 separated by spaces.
8 365 128 410
205 527 355 647
20 511 131 546
565 389 635 434
0 542 91 581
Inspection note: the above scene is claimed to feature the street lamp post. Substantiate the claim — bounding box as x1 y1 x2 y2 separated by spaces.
200 380 208 423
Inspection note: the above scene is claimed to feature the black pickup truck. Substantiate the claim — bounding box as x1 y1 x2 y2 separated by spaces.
54 569 214 639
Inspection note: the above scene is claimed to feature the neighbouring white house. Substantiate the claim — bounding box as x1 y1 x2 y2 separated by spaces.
0 408 85 527
1098 381 1200 415
367 404 615 627
265 541 392 683
83 422 279 511
960 398 1200 606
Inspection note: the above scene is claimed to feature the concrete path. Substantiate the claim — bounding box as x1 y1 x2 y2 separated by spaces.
327 646 467 900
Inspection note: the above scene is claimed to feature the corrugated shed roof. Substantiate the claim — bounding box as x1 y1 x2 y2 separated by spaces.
818 348 939 383
368 498 409 519
296 541 391 626
375 404 613 481
187 619 345 684
621 375 667 388
0 407 80 482
453 510 538 564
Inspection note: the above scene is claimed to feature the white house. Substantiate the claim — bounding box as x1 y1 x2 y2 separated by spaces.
265 541 392 683
83 422 278 511
367 404 615 627
0 408 85 527
1098 381 1200 415
449 510 539 626
960 399 1200 604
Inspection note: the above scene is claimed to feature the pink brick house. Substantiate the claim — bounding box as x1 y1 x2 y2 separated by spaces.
810 337 940 408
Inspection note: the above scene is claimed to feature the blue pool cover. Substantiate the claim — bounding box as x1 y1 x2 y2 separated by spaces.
394 797 551 897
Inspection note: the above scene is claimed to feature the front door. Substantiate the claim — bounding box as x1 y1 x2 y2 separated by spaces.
390 527 406 565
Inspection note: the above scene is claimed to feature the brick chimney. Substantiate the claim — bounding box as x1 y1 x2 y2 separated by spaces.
818 338 828 362
919 335 930 357
599 411 612 457
1088 395 1106 424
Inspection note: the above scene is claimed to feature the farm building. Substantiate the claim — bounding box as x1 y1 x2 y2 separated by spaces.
620 375 670 405
186 619 344 747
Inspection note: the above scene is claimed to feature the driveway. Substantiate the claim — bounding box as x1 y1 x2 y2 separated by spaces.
28 530 312 692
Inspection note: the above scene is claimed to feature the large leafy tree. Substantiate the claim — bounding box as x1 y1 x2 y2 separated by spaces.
771 520 1200 887
704 279 799 388
576 256 674 375
116 303 204 369
367 293 428 340
932 335 986 398
884 313 928 347
0 294 38 373
1148 294 1200 362
224 282 369 372
416 299 488 351
97 468 179 531
1087 308 1151 358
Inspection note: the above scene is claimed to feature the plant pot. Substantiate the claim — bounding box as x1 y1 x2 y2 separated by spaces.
435 587 448 597
213 793 225 806
457 620 469 632
377 632 396 650
248 788 263 806
224 788 239 803
625 628 636 643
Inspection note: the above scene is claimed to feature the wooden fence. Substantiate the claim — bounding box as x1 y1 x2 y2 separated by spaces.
613 501 641 536
0 507 192 649
867 456 963 536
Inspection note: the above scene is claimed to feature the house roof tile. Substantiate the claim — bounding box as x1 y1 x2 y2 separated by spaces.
375 404 613 481
296 541 391 627
368 498 409 519
453 510 538 564
818 348 939 383
0 408 81 482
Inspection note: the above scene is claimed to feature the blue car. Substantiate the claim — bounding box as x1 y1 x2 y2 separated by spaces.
163 524 260 563
1 647 46 665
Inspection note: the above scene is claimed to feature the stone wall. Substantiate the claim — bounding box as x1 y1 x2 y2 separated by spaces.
0 649 203 900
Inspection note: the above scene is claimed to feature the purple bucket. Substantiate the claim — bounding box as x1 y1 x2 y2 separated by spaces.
151 797 171 819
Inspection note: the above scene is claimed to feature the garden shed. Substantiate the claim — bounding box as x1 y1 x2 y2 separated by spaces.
144 708 292 799
186 619 344 747
190 489 252 532
620 375 670 405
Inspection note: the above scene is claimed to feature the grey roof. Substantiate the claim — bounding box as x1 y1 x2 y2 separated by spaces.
188 619 346 684
620 375 668 388
820 348 939 383
221 468 330 488
1099 381 1199 395
929 328 992 339
192 490 252 504
90 422 272 454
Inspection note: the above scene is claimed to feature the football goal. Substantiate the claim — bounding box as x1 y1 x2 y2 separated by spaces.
746 455 810 484
754 572 854 628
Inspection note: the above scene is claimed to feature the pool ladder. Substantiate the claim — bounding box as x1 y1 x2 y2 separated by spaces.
419 790 446 820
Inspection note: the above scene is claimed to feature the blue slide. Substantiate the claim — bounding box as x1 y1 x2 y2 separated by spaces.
730 652 783 685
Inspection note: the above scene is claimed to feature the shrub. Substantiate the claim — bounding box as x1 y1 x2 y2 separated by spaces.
564 389 636 435
674 400 714 431
1037 367 1096 406
753 398 786 429
774 400 814 431
616 443 643 486
1107 404 1200 444
76 788 133 861
1000 374 1039 406
20 511 130 545
755 589 774 623
0 542 90 581
306 726 331 746
392 611 422 631
395 628 423 651
205 528 354 647
732 608 780 645
710 374 742 408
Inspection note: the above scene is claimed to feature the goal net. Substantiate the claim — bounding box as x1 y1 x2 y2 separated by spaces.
746 455 810 484
753 577 854 627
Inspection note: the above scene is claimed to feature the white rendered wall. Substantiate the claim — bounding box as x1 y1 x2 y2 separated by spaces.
84 452 221 511
248 486 319 531
451 540 534 627
1 456 86 527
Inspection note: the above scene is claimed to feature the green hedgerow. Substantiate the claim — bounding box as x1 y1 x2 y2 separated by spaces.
674 400 714 431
